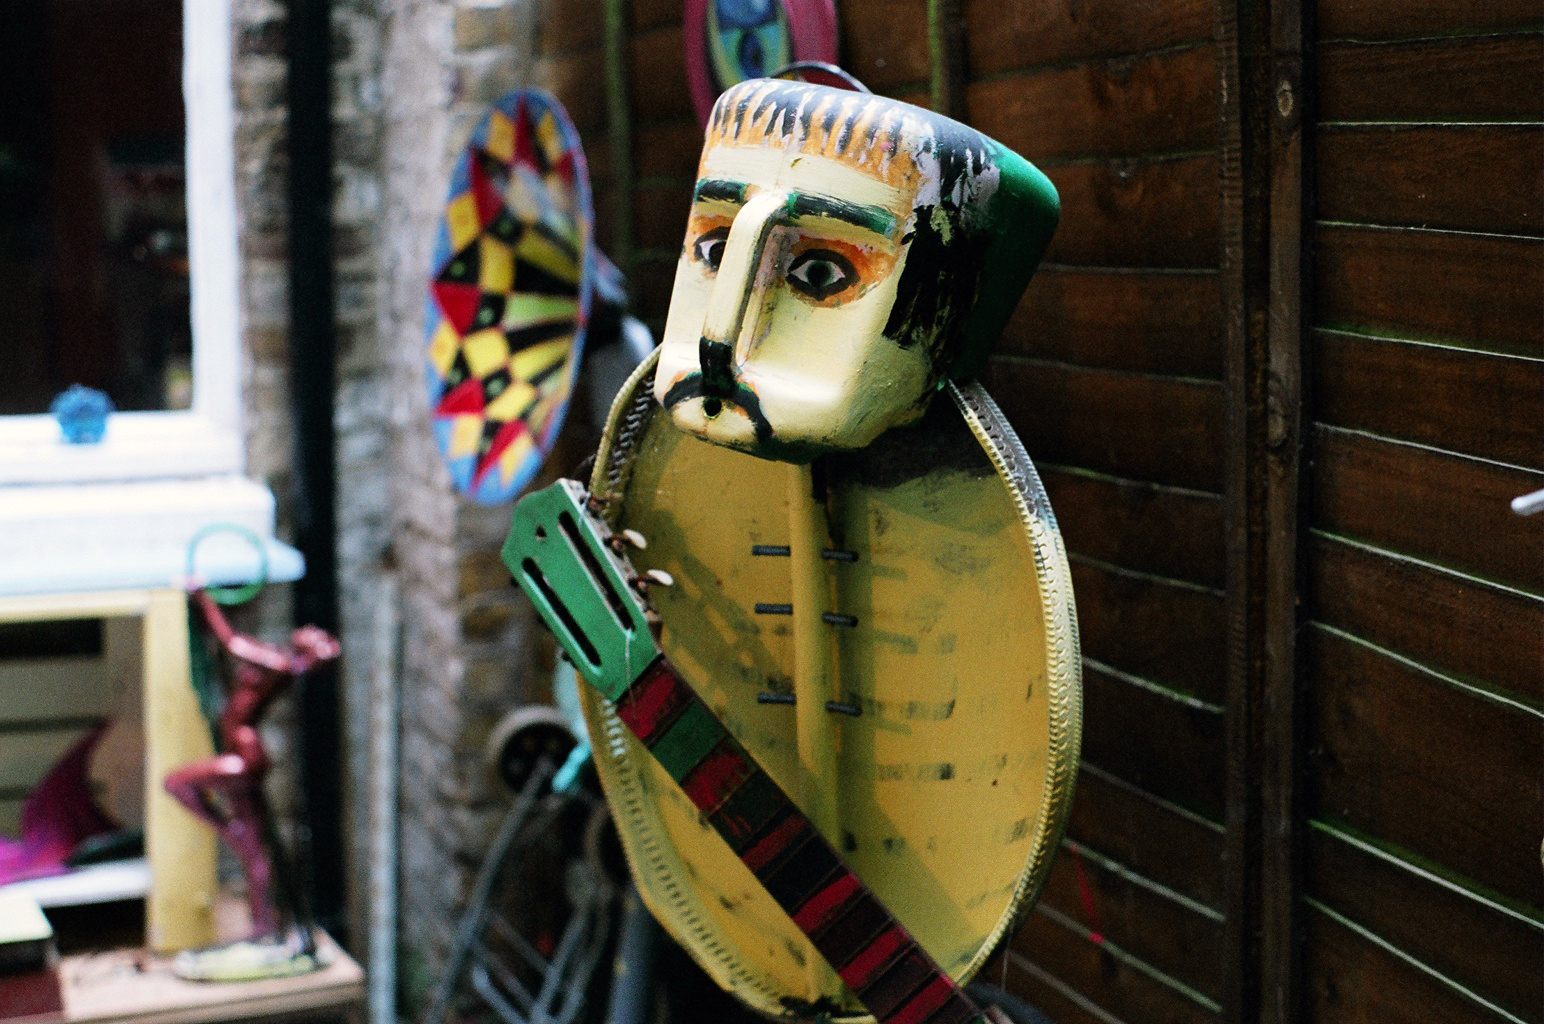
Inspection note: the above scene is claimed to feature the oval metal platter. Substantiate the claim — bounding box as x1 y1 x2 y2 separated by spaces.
577 350 1081 1021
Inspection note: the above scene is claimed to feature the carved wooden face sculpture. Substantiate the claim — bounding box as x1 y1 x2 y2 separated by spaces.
655 79 1060 461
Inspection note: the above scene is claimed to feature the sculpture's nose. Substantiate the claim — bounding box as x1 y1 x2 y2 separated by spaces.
698 338 736 398
697 189 788 385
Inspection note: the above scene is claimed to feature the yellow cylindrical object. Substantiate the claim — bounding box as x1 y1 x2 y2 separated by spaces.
785 462 838 838
784 461 843 1001
144 589 218 952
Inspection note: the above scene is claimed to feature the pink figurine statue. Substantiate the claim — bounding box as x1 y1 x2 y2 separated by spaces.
164 590 339 948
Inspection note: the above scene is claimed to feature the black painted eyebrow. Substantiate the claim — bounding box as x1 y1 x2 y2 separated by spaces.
692 180 895 236
786 193 896 236
694 179 747 203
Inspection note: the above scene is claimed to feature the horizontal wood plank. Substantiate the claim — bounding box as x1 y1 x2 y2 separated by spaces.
1040 466 1226 589
1081 663 1225 820
965 0 1214 74
1011 914 1218 1024
1311 330 1544 469
536 0 603 55
533 50 607 131
630 256 678 323
633 181 693 252
1071 560 1226 703
837 0 932 92
1065 765 1227 909
1310 533 1544 705
1317 33 1544 122
1306 626 1544 909
592 185 619 256
577 130 611 185
0 797 19 837
1317 0 1544 40
1045 156 1221 269
1310 425 1544 592
891 88 932 111
1039 844 1225 1000
633 117 702 180
1304 905 1520 1024
1001 956 1126 1024
628 0 678 34
0 657 111 724
1314 223 1544 355
628 26 692 122
966 46 1217 163
0 727 93 790
989 358 1226 491
1316 124 1543 235
0 620 102 660
1306 823 1544 1020
1002 268 1223 379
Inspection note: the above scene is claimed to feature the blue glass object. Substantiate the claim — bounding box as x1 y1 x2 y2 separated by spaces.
50 385 113 444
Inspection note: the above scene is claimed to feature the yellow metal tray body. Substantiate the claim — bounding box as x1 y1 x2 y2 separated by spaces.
581 354 1081 1020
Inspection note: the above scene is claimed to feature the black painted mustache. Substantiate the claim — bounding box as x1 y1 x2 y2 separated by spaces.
659 373 774 444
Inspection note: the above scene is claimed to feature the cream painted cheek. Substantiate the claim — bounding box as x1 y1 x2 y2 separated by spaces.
737 312 898 440
655 257 715 401
747 258 903 372
837 342 933 439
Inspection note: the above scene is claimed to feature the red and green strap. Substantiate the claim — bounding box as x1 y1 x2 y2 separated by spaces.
613 656 988 1024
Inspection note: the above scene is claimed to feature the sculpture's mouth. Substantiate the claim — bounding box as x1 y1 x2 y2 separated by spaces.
659 372 773 444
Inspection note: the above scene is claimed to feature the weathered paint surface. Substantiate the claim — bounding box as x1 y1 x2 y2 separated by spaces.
580 354 1080 1020
652 80 1059 463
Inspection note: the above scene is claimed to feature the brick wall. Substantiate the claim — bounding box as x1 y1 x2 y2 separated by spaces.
224 0 530 998
225 0 603 1010
374 0 586 1010
228 0 302 840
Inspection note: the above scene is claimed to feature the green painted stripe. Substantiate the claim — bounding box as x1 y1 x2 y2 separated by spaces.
648 699 727 782
786 192 896 236
695 178 747 204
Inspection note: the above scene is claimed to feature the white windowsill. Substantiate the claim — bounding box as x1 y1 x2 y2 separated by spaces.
0 412 241 485
0 474 304 598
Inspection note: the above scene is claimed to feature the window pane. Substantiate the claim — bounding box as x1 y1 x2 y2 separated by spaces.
0 0 188 415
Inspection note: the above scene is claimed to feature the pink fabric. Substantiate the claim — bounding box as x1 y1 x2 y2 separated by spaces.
0 725 117 885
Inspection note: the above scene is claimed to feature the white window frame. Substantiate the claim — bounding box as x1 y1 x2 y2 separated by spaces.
0 0 243 485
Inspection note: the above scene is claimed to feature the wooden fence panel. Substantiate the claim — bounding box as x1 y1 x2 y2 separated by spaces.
1002 269 1223 379
1317 34 1544 122
1310 331 1544 469
1316 124 1543 235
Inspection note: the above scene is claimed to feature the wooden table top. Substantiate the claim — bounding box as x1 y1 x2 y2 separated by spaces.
13 931 363 1024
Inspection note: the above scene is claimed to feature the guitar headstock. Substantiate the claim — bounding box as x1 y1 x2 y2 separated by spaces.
503 479 662 701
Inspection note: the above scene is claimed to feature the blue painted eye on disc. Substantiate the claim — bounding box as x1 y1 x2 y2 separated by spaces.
685 0 839 126
707 0 791 92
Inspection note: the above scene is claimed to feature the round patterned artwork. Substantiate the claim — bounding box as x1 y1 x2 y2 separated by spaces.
424 90 594 504
684 0 839 125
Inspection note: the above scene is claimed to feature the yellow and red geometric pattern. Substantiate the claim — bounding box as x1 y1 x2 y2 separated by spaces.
424 90 594 503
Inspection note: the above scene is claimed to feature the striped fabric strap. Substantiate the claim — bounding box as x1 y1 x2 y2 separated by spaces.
611 656 989 1024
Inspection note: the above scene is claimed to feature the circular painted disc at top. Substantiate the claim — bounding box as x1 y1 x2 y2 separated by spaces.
685 0 839 125
424 90 594 504
580 353 1082 1021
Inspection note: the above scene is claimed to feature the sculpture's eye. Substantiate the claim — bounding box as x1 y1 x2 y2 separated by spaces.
786 248 857 302
692 227 729 271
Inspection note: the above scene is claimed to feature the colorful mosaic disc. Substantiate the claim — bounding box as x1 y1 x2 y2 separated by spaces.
424 90 594 504
684 0 838 125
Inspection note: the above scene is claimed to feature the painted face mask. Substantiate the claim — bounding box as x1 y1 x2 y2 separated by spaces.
654 78 1059 461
